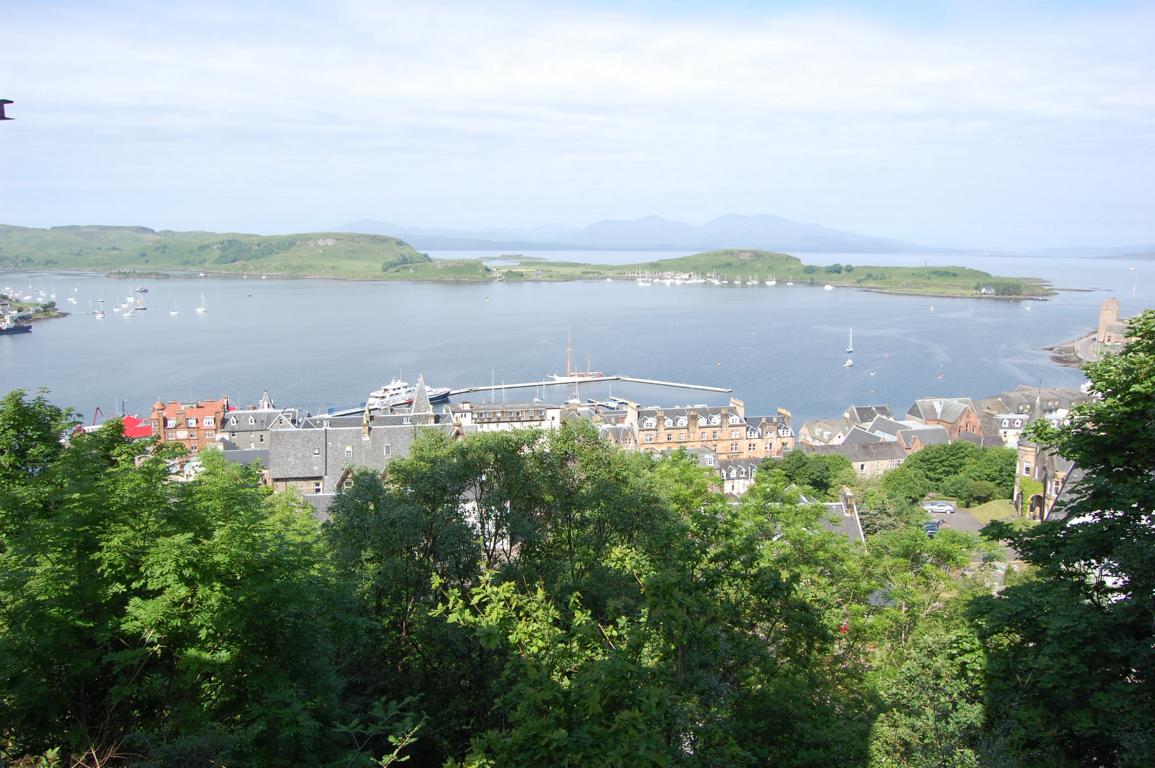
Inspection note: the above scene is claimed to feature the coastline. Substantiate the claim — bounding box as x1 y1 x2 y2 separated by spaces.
1 264 1054 301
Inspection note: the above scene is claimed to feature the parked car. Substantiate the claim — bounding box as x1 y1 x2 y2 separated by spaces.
923 500 955 514
923 520 942 538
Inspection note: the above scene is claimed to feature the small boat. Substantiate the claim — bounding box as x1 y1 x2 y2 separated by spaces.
929 305 935 312
765 274 776 286
195 294 208 314
785 281 794 286
824 284 834 291
846 328 854 354
843 358 854 368
135 286 149 293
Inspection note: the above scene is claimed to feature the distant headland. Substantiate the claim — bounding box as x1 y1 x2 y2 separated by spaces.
0 225 1052 299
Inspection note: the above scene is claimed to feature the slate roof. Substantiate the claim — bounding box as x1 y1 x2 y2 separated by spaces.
819 504 866 544
220 448 270 466
841 426 886 446
897 426 950 448
846 404 893 424
955 431 1004 448
268 419 455 489
224 408 291 433
804 442 908 464
907 397 976 423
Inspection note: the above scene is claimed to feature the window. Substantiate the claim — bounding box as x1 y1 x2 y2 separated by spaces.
384 444 391 457
646 434 654 443
190 444 198 452
313 447 320 456
402 416 411 425
258 434 264 444
676 416 687 427
643 417 656 429
705 455 715 466
344 446 353 458
712 430 718 439
1024 463 1032 476
730 443 738 452
666 434 673 441
247 415 255 425
204 430 214 438
748 443 755 451
165 418 177 428
729 415 741 425
700 432 706 441
203 416 215 427
229 415 237 425
860 463 866 471
679 431 686 441
730 430 739 439
663 417 673 428
313 481 322 494
186 418 197 428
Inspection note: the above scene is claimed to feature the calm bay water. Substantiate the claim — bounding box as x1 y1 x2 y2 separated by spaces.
1 252 1149 425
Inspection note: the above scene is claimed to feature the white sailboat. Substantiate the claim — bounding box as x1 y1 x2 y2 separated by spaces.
846 328 854 353
195 294 208 314
765 274 776 286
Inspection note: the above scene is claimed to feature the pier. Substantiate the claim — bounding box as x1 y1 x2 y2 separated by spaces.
447 375 731 397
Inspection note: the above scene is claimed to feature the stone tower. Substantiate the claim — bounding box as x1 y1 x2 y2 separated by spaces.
1097 297 1120 343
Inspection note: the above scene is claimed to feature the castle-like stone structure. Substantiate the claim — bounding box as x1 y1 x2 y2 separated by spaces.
1096 297 1128 346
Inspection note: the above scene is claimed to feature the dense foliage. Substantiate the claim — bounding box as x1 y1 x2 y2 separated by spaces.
5 302 1155 766
970 311 1155 767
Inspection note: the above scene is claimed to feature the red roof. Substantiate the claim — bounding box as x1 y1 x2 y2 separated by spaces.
121 415 154 439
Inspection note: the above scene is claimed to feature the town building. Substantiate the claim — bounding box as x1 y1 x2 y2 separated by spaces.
266 378 457 514
632 398 794 459
802 441 908 479
150 397 230 454
799 417 853 446
905 397 983 440
221 390 298 450
451 400 563 432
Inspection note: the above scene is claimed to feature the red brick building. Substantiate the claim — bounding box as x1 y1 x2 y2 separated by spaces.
151 397 230 453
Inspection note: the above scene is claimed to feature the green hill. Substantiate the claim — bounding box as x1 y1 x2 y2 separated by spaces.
0 224 435 280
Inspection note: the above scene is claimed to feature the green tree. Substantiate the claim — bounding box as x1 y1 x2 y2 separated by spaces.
0 395 348 765
970 310 1155 767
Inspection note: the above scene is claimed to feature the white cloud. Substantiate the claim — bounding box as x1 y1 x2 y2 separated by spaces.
1 1 1153 247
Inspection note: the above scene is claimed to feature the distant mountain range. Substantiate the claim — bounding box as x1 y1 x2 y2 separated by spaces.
331 214 929 253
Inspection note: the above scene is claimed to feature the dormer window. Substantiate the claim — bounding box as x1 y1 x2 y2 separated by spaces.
663 417 673 428
643 417 657 429
344 446 353 458
728 414 741 425
676 416 688 427
709 415 721 426
248 416 255 425
229 416 237 425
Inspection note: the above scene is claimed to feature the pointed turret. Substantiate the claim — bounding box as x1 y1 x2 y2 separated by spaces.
410 374 433 416
258 389 275 410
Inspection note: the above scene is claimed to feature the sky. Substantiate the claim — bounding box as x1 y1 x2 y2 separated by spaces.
1 0 1153 250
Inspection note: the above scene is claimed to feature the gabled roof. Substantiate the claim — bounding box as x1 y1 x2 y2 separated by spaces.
841 426 886 446
847 404 893 424
907 397 976 424
804 442 908 463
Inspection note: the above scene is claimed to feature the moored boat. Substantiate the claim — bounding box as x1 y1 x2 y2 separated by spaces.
366 377 451 410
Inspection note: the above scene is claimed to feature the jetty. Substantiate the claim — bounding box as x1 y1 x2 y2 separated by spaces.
448 375 731 396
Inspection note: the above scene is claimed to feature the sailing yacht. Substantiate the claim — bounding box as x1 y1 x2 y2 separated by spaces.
846 328 854 353
195 294 208 314
765 274 776 286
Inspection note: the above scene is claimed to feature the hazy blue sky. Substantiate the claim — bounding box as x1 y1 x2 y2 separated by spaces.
1 0 1152 249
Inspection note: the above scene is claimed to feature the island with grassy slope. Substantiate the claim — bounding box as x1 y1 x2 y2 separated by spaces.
0 226 1052 298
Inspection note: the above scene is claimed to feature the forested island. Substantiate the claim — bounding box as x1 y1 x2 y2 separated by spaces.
3 314 1154 766
0 225 1052 298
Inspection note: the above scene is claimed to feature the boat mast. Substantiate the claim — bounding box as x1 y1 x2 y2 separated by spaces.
566 326 574 377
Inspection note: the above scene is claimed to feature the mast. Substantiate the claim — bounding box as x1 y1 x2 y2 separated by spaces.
566 326 574 377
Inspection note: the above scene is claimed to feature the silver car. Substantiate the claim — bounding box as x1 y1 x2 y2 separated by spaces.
924 501 954 514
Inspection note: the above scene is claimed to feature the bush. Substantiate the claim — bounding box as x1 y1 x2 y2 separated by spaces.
803 265 818 274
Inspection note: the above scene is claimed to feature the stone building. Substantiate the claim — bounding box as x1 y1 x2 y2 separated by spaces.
1097 297 1128 346
906 397 983 440
632 398 794 460
150 397 230 454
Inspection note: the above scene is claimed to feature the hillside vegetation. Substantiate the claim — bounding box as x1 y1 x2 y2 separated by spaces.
498 249 1052 298
0 225 432 280
0 228 1049 296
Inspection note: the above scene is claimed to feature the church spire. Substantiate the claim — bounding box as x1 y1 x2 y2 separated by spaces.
410 374 433 416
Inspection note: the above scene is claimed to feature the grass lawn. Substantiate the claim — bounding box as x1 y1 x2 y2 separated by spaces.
968 499 1018 525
